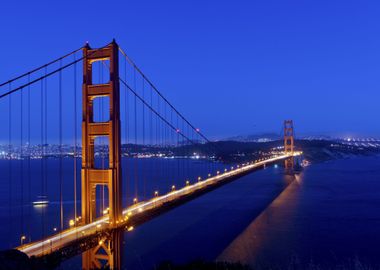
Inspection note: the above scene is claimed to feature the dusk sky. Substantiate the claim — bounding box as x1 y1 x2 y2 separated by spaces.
1 0 379 139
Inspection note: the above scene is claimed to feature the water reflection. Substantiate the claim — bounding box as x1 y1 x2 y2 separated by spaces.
218 172 304 267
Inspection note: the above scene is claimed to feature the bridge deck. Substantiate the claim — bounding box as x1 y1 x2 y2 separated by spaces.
17 153 300 258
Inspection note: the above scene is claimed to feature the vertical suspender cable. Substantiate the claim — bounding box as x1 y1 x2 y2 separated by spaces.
177 114 180 184
170 109 173 186
156 93 159 191
162 100 166 189
44 67 48 213
133 68 138 200
40 79 44 251
181 118 184 183
157 94 161 190
187 124 190 182
20 84 24 239
142 78 146 200
42 67 47 242
150 85 155 194
59 60 63 231
27 74 31 241
162 97 165 188
191 124 194 180
73 54 78 224
8 83 12 247
124 58 130 206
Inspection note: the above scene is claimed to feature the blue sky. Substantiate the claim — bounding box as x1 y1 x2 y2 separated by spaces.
1 0 379 139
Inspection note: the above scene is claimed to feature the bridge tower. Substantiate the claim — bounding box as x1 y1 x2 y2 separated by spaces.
81 40 122 226
81 41 123 270
284 120 294 170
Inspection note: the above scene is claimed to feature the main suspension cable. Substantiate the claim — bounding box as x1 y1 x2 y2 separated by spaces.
0 42 112 100
119 78 196 145
118 46 212 145
0 47 83 88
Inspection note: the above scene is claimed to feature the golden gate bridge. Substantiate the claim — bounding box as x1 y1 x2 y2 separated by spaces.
0 40 300 269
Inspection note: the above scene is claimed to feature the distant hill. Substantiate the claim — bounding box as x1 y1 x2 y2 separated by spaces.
226 132 280 142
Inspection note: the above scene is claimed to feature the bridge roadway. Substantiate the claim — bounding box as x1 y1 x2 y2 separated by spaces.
17 152 300 258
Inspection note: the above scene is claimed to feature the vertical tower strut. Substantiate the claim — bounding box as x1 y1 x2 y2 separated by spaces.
81 41 122 226
284 120 294 170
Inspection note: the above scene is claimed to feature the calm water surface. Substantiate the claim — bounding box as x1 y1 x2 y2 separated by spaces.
64 155 380 269
2 155 380 269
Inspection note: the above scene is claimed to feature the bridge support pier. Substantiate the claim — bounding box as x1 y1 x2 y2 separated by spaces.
82 229 123 270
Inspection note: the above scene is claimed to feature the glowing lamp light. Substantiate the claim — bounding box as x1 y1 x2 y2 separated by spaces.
217 171 220 175
172 185 176 191
69 219 75 226
53 227 57 232
208 173 211 177
154 191 159 197
133 198 138 204
186 180 190 186
198 176 201 181
99 240 103 245
127 226 134 231
20 235 26 245
196 128 200 132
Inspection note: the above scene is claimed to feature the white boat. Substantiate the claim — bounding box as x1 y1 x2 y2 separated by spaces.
33 196 49 205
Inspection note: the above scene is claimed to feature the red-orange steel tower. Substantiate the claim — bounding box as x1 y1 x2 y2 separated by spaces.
284 120 294 170
81 40 123 270
81 41 122 226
